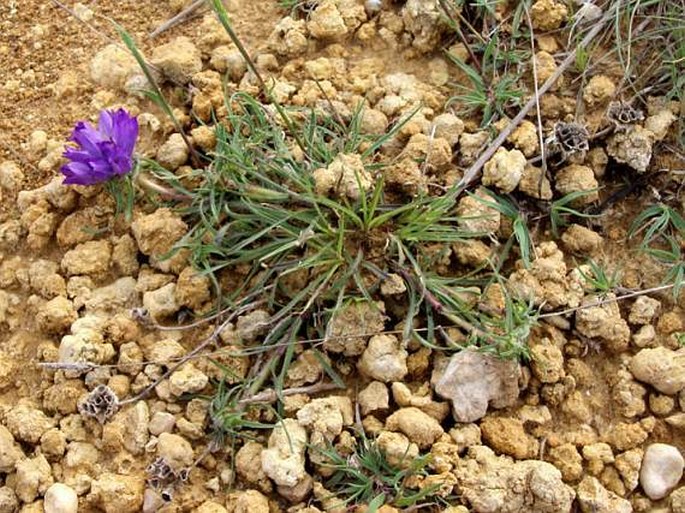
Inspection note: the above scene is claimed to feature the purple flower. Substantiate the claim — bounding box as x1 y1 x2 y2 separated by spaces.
61 109 138 186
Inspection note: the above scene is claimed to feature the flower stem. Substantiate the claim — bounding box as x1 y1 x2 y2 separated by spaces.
135 172 191 201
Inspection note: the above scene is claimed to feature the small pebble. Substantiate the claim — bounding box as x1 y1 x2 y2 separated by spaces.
44 483 78 513
639 443 684 500
148 411 176 436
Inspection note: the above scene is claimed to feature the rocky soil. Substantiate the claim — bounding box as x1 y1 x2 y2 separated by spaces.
1 0 685 512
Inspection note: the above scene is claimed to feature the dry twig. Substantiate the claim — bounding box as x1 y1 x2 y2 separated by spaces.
149 0 206 38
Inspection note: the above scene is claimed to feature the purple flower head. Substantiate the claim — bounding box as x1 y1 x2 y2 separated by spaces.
61 109 138 186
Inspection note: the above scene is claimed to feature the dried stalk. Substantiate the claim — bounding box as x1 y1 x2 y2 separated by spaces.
237 382 343 405
149 0 206 38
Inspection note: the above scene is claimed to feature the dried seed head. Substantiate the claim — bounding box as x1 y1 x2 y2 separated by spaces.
147 457 176 489
78 385 119 424
606 101 644 129
147 456 191 492
553 121 590 154
177 468 190 483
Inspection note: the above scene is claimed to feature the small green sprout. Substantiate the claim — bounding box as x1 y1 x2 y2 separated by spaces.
320 431 440 510
578 259 622 295
549 189 601 238
628 204 685 248
472 189 534 268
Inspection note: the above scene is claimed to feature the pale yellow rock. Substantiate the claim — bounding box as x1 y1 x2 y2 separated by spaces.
357 334 408 382
385 407 444 448
261 419 308 488
482 148 526 193
61 240 112 276
531 0 568 30
90 44 138 90
151 36 202 84
131 208 188 257
307 1 348 40
456 187 501 235
480 416 539 459
157 433 194 470
14 454 54 502
156 133 189 171
296 396 353 441
555 164 599 204
630 347 685 394
376 430 419 468
583 75 616 107
91 473 145 513
44 483 78 513
169 363 209 396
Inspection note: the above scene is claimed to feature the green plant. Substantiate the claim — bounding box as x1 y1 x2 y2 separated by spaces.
441 0 531 126
641 236 685 298
578 259 622 295
611 0 685 102
119 0 545 434
480 293 537 360
146 87 507 406
277 0 313 13
205 377 275 448
573 0 685 149
549 189 601 237
445 33 526 126
104 174 137 221
628 203 685 298
116 24 199 164
574 42 590 73
400 261 536 360
320 431 440 509
455 0 500 10
628 203 685 247
675 332 685 347
472 189 534 268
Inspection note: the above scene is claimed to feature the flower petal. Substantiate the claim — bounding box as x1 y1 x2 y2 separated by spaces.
70 121 105 157
61 161 99 185
63 147 96 163
110 110 138 155
97 110 115 139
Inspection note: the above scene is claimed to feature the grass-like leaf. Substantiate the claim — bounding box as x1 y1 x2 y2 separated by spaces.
628 204 685 248
549 189 601 238
472 189 534 268
578 259 622 295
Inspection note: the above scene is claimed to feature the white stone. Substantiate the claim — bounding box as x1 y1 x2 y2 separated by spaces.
157 433 194 470
0 161 24 194
156 133 189 171
431 348 520 422
640 443 684 500
482 148 526 193
261 419 308 487
357 334 408 382
90 44 138 90
44 483 78 513
168 363 208 396
143 283 180 322
148 412 176 436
